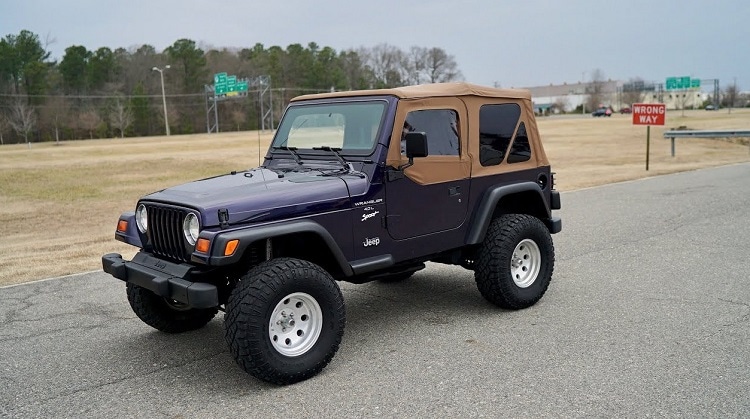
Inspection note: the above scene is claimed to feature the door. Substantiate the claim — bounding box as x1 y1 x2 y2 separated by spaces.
385 103 471 240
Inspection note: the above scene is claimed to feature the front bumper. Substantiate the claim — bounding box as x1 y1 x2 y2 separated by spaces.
102 252 219 309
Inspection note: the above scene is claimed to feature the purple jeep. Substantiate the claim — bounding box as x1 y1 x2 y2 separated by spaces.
102 82 561 384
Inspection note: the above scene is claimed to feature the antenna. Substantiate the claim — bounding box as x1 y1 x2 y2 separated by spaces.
258 129 261 167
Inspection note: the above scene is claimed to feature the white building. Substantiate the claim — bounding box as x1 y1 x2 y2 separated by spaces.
524 80 711 113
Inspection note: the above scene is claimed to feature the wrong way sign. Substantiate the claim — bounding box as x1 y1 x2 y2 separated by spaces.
632 103 666 126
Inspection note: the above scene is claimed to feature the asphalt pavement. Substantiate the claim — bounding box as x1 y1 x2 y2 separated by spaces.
2 163 749 418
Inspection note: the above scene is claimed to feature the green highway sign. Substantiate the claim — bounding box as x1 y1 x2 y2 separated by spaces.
213 72 249 97
666 76 700 90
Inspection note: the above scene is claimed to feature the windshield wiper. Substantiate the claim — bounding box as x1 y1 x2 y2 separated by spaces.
313 146 349 172
272 146 303 165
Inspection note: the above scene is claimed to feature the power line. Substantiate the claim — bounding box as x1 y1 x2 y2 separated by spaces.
0 87 330 100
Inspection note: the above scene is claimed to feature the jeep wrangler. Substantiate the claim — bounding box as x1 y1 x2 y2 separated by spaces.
102 82 561 385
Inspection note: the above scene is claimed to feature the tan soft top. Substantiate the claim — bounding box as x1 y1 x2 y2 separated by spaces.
291 82 532 102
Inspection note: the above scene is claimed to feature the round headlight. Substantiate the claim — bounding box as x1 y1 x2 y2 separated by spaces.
135 204 148 233
183 213 200 245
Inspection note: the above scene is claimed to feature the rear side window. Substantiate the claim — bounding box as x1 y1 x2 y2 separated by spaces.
479 104 521 166
507 122 531 164
402 109 459 156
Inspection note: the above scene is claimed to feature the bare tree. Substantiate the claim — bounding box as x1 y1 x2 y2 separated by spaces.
367 43 407 88
8 99 37 147
110 98 133 138
230 108 246 131
553 96 570 113
586 69 607 111
421 47 462 83
401 46 461 86
39 95 69 144
723 82 739 114
406 46 426 85
78 109 102 139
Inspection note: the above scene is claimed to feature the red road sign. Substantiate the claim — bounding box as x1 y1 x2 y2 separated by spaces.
632 103 666 126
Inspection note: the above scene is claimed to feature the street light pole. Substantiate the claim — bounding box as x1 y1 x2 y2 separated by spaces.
152 65 171 136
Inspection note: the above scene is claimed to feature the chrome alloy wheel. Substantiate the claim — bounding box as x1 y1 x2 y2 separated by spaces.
268 292 323 357
510 239 541 288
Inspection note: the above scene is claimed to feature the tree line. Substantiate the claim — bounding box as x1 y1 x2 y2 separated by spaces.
0 30 463 145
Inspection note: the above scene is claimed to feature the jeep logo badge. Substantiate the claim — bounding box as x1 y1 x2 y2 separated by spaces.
363 237 380 247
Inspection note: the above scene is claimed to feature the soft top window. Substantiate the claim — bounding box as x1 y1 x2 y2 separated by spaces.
479 103 521 166
402 109 459 156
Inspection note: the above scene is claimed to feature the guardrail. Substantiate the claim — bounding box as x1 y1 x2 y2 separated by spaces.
663 129 750 156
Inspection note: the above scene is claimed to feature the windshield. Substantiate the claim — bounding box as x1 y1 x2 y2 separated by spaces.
272 100 387 154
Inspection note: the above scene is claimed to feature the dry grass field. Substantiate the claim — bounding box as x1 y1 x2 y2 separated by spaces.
1 109 748 286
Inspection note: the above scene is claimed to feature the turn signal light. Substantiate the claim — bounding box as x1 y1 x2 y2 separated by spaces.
195 238 210 253
117 220 128 232
224 240 240 256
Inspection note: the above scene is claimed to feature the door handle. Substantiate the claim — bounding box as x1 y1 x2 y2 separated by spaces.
448 186 461 196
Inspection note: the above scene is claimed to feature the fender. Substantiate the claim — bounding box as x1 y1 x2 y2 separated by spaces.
465 182 554 245
192 219 354 276
114 211 143 248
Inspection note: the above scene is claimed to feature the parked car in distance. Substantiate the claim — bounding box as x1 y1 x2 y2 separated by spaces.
592 107 612 117
705 104 718 111
619 107 632 114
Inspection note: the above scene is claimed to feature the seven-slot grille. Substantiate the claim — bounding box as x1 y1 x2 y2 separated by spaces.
145 204 191 262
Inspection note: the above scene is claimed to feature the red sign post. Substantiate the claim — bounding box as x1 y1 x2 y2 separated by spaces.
632 103 666 170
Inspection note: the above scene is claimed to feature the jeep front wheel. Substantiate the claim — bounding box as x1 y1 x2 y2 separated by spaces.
126 283 218 333
224 258 345 385
474 214 554 309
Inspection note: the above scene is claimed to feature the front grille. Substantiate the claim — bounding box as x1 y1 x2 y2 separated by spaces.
145 204 190 262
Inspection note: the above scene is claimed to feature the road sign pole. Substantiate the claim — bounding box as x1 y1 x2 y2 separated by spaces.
646 125 650 171
632 103 665 171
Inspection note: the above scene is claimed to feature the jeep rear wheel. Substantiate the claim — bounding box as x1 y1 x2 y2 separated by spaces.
474 214 554 309
126 283 218 333
224 258 345 385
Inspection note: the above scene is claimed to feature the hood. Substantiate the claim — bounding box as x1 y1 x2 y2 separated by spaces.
142 168 356 227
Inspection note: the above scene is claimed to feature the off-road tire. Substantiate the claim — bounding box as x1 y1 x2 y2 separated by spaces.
126 283 218 333
224 258 346 385
474 214 554 309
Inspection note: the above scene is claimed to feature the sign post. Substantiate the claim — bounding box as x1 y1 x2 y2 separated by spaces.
206 72 252 133
632 103 666 170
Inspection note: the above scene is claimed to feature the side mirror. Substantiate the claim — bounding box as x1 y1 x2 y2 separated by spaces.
405 132 428 159
389 131 428 179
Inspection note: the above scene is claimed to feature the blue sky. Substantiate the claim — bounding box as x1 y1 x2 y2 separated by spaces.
2 0 748 90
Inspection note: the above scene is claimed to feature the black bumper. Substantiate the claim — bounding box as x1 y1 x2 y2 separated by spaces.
102 252 219 309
